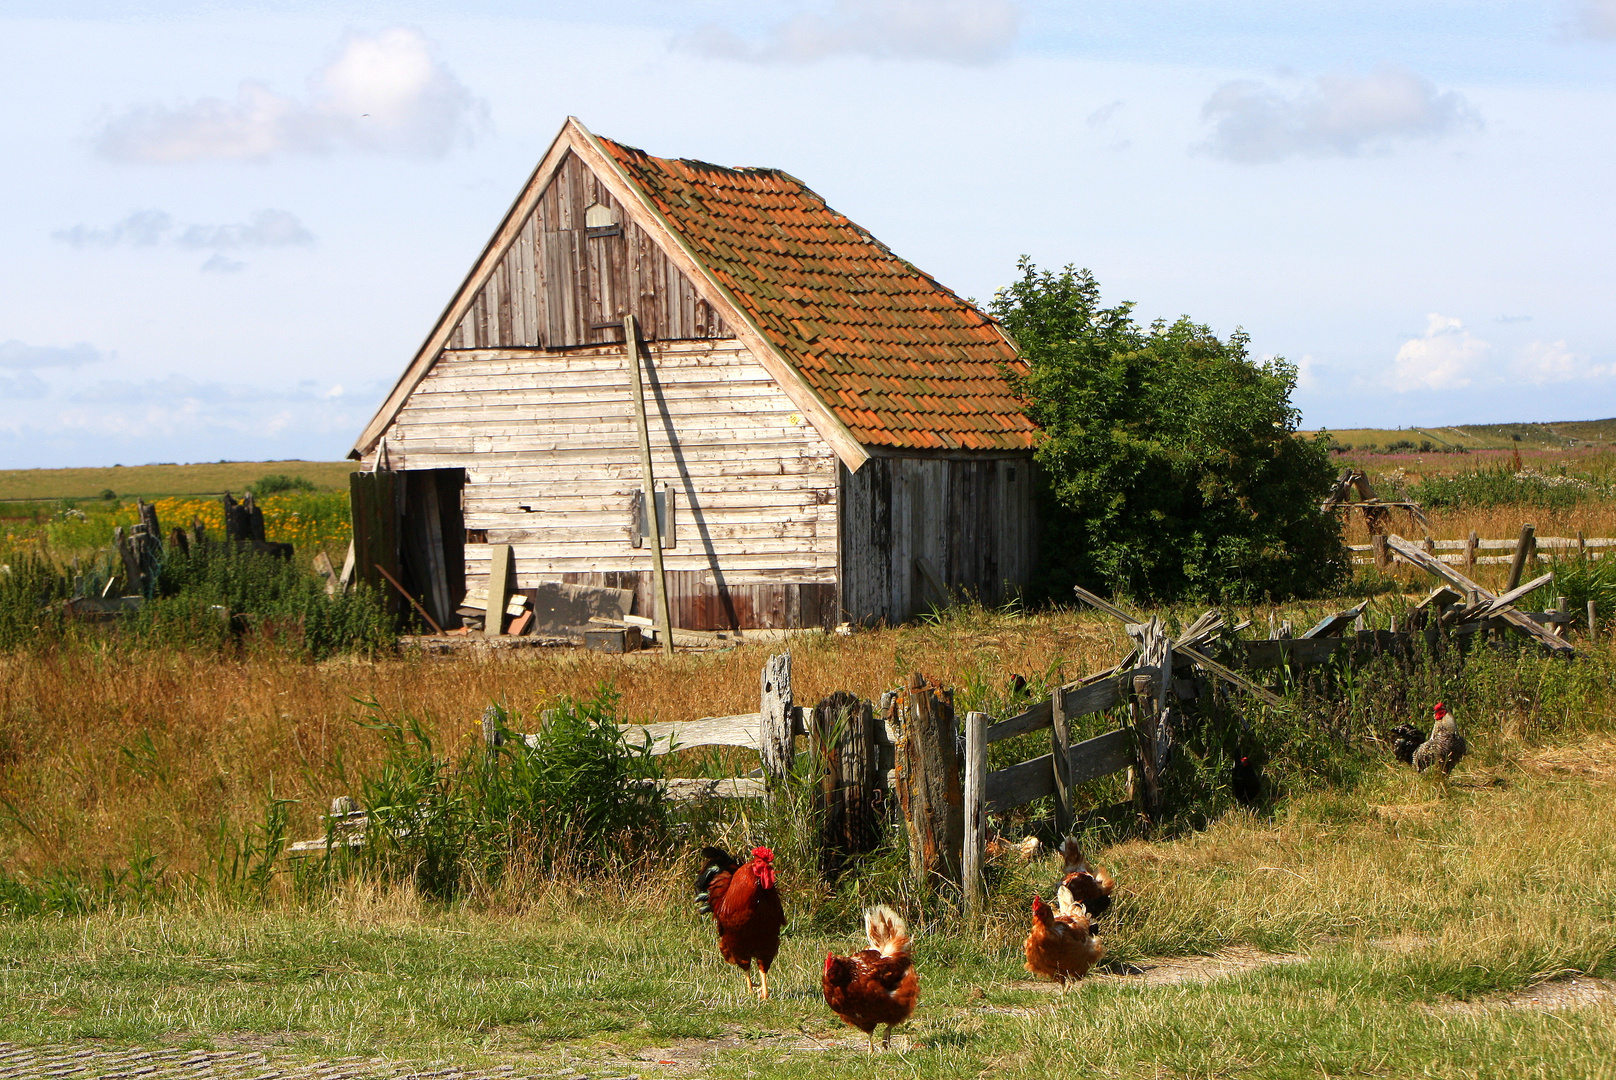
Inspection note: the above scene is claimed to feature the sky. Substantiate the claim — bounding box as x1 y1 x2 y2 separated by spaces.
1 0 1613 468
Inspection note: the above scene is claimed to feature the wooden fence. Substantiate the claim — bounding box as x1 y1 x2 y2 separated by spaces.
1352 523 1615 568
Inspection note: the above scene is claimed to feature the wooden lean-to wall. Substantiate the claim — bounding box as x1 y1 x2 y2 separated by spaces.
839 455 1036 624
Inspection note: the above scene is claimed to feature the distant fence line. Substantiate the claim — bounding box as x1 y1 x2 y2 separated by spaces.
1351 529 1614 568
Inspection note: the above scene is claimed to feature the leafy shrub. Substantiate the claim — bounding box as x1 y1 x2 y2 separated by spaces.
1411 465 1597 511
337 689 667 900
250 474 317 495
141 543 393 658
0 549 69 650
992 260 1347 603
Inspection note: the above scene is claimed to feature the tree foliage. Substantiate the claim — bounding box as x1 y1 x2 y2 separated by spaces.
991 260 1347 603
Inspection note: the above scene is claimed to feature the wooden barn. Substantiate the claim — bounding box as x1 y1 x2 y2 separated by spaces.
349 117 1039 632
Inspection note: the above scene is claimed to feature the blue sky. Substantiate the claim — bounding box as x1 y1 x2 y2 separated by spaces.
1 0 1613 467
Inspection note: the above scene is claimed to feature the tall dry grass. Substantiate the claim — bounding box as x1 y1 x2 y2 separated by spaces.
0 609 1133 882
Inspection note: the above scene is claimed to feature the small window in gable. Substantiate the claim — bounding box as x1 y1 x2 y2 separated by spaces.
585 200 622 238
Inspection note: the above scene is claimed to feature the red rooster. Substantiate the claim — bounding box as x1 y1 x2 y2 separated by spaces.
695 846 785 999
822 905 919 1052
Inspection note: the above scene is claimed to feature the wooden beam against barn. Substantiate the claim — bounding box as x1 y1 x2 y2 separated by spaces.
625 313 674 656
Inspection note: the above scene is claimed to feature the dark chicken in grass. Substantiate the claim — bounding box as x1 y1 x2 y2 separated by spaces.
822 905 919 1052
1231 756 1262 806
695 845 784 1000
1049 837 1115 919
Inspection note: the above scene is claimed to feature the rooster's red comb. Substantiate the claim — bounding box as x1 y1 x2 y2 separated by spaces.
751 846 774 862
1434 701 1447 716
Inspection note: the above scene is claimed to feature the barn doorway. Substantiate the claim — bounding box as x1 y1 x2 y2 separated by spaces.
398 469 466 630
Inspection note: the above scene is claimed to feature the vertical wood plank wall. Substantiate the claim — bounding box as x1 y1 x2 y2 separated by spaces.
445 151 729 350
839 455 1036 623
385 340 841 630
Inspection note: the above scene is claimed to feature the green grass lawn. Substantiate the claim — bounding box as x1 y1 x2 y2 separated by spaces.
0 461 355 503
3 737 1612 1080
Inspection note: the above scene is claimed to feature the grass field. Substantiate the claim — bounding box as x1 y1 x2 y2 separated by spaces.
1317 418 1616 453
0 460 355 503
0 711 1611 1078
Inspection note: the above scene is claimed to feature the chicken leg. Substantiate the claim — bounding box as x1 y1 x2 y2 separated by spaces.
757 966 771 1001
881 1024 895 1049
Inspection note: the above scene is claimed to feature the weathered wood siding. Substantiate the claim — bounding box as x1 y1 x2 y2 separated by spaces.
839 455 1036 623
447 150 730 350
385 340 841 629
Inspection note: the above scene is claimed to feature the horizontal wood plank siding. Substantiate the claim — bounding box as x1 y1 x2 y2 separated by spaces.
388 340 840 629
448 150 730 350
840 455 1035 623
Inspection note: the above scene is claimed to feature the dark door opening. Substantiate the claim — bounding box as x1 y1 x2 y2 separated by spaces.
398 469 466 630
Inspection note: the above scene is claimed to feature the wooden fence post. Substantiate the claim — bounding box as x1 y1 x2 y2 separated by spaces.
1050 685 1073 837
811 691 878 881
1589 600 1597 638
961 710 988 918
1371 534 1389 569
1507 523 1536 593
893 672 962 895
759 652 794 797
1465 529 1479 572
1129 617 1174 821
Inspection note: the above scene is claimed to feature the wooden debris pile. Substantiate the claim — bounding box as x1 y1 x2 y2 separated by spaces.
1383 533 1576 655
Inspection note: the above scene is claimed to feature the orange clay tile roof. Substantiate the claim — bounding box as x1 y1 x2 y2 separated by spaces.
599 137 1037 453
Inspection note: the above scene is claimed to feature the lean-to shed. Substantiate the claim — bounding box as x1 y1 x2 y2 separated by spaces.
350 117 1038 631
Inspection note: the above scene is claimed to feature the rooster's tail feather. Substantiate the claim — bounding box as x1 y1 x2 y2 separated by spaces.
864 904 911 957
694 847 739 914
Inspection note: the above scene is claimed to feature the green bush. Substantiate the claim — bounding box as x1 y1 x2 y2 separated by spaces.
336 690 668 900
250 474 317 495
991 260 1348 603
0 549 70 650
1411 464 1598 511
141 543 393 659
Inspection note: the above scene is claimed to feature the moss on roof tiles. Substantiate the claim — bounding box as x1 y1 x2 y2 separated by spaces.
600 136 1036 452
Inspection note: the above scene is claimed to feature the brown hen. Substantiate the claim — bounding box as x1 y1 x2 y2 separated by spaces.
822 905 919 1052
1050 837 1115 918
1023 886 1104 990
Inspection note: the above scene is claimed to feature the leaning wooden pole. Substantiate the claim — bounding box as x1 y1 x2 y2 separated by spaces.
625 314 674 656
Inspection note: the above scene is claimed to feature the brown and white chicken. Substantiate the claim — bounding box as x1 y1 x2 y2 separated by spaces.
1049 837 1115 919
821 905 920 1052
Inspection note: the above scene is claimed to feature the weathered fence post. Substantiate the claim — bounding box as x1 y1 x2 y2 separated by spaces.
961 710 988 917
1589 600 1597 638
1050 684 1073 837
893 672 962 894
759 652 794 799
1507 523 1537 592
1465 529 1479 572
1371 534 1389 569
1129 617 1174 821
810 690 879 881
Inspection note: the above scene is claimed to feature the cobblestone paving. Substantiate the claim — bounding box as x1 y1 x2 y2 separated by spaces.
0 1045 641 1080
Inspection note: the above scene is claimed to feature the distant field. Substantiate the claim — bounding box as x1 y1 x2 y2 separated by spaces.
0 460 355 502
1317 418 1616 452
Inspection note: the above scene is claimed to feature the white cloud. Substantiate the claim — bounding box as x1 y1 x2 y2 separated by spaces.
54 208 313 273
1574 0 1616 37
92 27 486 163
0 372 50 399
1200 64 1478 163
0 340 105 369
686 0 1020 65
1513 340 1613 383
1387 314 1491 391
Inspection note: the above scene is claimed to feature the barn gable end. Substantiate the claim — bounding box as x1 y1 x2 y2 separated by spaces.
353 118 1040 631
